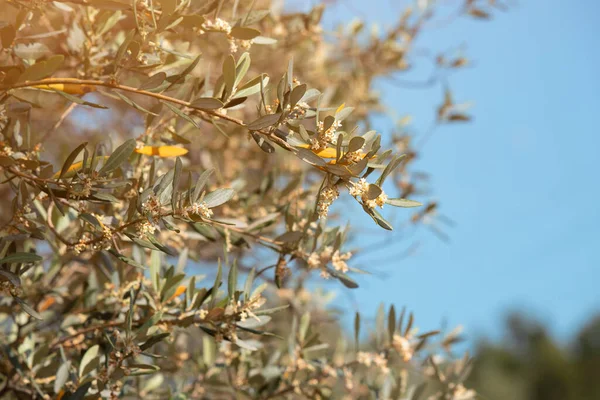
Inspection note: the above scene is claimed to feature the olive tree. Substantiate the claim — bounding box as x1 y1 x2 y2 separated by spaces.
0 0 505 398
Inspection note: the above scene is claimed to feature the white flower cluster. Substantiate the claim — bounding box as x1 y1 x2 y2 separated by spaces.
97 225 114 251
224 293 266 322
70 176 93 199
185 201 213 219
72 224 113 254
392 334 414 362
348 178 369 197
357 351 390 374
307 246 352 276
348 178 388 209
200 18 253 53
291 218 318 235
447 383 477 400
0 143 13 157
317 185 339 219
141 195 161 218
345 149 365 163
287 101 309 120
202 18 231 34
311 119 342 151
229 39 253 53
0 106 7 131
137 220 157 237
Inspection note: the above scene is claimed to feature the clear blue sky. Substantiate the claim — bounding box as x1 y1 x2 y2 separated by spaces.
314 0 600 344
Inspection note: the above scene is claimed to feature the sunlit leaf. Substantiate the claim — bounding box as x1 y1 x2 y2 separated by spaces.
204 188 235 208
79 345 99 377
54 361 71 393
135 145 188 157
252 36 277 45
386 198 422 208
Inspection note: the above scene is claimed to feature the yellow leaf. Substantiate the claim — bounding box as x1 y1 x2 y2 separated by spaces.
295 144 376 166
134 145 189 157
32 83 97 95
327 156 370 165
38 296 55 312
53 155 110 179
167 285 187 303
314 147 337 159
295 144 337 159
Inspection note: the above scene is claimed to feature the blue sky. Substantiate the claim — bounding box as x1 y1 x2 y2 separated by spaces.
314 0 600 344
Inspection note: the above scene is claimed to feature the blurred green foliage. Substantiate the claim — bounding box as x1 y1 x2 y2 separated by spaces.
468 313 600 400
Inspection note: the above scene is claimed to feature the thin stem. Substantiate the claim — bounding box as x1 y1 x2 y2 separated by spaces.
50 321 122 350
46 202 75 246
37 102 77 145
1 78 244 125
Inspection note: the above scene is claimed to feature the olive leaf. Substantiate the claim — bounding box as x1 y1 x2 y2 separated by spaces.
162 101 200 129
54 362 71 393
348 136 365 152
52 89 108 109
386 198 422 208
246 113 282 131
230 27 261 40
289 84 307 108
204 188 235 208
192 169 214 203
17 54 64 82
113 91 159 115
227 261 238 300
14 296 43 320
0 269 21 286
328 269 359 289
233 74 269 99
99 139 136 175
222 55 236 99
250 131 275 153
294 148 327 167
0 252 42 265
190 97 224 110
59 142 87 179
138 72 167 90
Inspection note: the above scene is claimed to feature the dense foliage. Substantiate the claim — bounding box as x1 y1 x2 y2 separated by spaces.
468 313 600 400
0 0 506 398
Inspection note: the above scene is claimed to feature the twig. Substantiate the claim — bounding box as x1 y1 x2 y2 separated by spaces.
415 120 439 150
37 102 77 145
46 202 74 246
50 320 122 350
1 78 245 125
